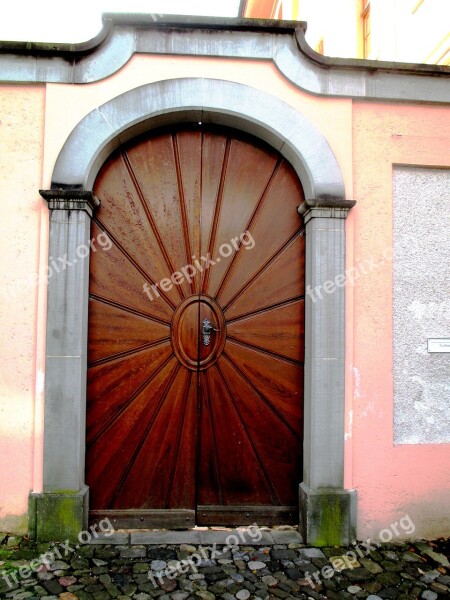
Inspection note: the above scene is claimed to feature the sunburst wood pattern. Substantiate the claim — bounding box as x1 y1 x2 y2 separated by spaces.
86 125 305 522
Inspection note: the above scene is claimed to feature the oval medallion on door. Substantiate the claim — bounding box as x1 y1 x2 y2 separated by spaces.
86 124 305 528
172 295 226 371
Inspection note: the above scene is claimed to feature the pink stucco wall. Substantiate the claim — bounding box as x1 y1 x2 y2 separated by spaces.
349 102 450 539
0 85 47 531
0 56 449 538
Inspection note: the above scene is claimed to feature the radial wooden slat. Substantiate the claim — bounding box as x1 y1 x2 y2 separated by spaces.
223 339 303 430
197 370 224 506
218 355 302 506
167 371 199 509
86 343 173 443
204 138 278 298
217 160 305 307
88 298 170 364
86 356 179 509
226 299 305 363
114 365 190 509
89 220 173 321
125 135 194 299
199 365 275 506
223 234 306 321
200 132 228 284
173 130 202 294
92 153 183 307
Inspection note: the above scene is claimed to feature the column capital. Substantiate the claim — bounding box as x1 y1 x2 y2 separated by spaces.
40 189 100 217
298 198 356 223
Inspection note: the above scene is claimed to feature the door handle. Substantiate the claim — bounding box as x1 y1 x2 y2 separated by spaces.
202 319 220 346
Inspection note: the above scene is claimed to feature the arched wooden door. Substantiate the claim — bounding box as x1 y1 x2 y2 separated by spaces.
86 125 305 528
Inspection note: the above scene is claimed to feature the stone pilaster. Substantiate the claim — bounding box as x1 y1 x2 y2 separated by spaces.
29 190 99 541
298 198 357 546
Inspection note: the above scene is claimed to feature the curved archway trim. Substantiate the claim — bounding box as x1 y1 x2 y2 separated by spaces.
51 78 345 202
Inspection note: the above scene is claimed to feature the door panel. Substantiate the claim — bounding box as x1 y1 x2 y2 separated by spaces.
199 365 276 506
87 343 173 442
168 372 199 509
86 125 305 527
88 300 170 363
200 132 228 265
114 365 192 509
175 130 203 295
223 341 303 431
87 355 178 509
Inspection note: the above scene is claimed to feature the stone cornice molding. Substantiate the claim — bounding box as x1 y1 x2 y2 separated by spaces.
298 198 357 223
0 15 448 103
39 189 100 217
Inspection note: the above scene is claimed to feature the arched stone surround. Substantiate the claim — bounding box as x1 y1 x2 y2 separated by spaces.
31 78 356 545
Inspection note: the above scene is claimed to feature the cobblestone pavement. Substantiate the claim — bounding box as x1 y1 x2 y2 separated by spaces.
0 530 449 600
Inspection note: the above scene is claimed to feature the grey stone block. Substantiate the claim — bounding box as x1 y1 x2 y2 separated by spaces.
270 549 298 561
121 546 147 558
199 529 273 546
28 486 89 543
299 483 357 547
130 531 202 545
299 548 325 559
88 532 129 544
270 530 303 545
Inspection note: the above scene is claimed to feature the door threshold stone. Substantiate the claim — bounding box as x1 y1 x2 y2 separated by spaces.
88 526 303 545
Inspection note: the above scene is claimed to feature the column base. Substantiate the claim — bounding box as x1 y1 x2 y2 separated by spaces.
28 486 89 542
299 482 357 546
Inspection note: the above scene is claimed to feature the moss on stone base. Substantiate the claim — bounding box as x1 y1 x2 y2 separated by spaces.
28 486 88 542
299 483 357 547
313 494 345 546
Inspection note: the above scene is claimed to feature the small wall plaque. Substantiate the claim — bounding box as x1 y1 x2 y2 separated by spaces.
427 338 450 353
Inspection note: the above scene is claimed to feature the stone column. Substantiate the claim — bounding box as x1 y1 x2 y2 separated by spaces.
29 190 100 542
298 198 357 546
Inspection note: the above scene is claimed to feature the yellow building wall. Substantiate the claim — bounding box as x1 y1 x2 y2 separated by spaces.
244 0 450 64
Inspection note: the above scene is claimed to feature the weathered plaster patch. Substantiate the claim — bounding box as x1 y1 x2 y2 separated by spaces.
393 167 450 444
397 489 450 541
352 366 360 400
35 370 44 396
345 409 353 441
0 512 28 535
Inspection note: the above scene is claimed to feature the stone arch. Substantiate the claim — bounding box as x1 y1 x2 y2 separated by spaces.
51 78 345 202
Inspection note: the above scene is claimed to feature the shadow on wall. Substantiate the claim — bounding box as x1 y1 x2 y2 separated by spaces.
360 490 450 542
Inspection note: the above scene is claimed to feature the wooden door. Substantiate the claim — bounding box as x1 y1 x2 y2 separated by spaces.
86 125 305 528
